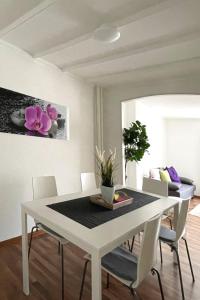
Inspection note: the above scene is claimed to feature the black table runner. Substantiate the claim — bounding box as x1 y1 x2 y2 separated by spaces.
47 189 159 229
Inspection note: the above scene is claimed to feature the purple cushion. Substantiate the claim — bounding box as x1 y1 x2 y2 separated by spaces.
167 166 181 183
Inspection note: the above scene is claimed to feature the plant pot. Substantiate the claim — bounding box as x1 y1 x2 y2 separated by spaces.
100 185 115 204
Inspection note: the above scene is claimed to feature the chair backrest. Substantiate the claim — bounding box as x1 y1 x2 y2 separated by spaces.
175 198 190 241
136 214 162 286
81 172 96 192
142 177 168 197
32 176 57 200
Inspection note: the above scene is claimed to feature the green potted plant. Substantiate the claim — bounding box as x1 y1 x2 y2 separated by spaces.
96 146 116 204
123 120 150 181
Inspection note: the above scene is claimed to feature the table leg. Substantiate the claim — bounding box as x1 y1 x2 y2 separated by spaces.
173 201 181 263
91 253 102 300
21 208 29 295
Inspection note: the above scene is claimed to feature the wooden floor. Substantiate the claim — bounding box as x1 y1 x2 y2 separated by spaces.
0 199 200 300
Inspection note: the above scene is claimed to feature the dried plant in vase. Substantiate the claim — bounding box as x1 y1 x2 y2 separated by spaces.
96 146 116 204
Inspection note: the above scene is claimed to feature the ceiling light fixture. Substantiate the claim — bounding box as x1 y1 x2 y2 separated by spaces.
93 24 120 43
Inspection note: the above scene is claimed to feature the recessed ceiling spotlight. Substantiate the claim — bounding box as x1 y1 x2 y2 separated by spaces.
93 24 120 43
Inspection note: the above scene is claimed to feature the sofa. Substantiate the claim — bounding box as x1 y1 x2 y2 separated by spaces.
168 177 196 198
143 167 196 199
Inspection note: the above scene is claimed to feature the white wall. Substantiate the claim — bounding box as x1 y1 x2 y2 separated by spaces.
135 101 166 189
103 75 200 185
121 101 137 187
122 100 166 190
166 118 200 194
0 43 95 241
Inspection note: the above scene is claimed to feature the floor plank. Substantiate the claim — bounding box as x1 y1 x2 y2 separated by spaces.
0 198 199 300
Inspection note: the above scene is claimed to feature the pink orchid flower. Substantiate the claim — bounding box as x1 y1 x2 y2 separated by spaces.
24 106 51 136
47 104 58 120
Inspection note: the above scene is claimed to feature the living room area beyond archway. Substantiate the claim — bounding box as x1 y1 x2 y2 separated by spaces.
122 94 200 202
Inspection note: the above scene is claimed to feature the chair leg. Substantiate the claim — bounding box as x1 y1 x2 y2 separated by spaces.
60 244 64 300
130 288 141 299
172 246 185 300
159 240 163 264
168 217 172 230
128 236 135 252
151 268 165 300
58 241 61 254
182 237 195 282
106 273 110 288
79 260 89 300
130 236 135 252
28 225 38 258
127 240 131 251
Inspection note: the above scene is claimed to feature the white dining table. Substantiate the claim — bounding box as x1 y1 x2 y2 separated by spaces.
21 187 180 300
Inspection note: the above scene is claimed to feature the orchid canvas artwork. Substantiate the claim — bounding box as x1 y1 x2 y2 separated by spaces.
0 87 68 140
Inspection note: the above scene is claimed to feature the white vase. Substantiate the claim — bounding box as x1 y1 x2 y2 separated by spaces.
100 185 115 204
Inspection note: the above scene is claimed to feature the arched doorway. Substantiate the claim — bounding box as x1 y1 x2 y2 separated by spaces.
122 94 200 195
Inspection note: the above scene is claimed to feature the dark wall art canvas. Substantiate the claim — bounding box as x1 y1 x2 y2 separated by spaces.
0 87 68 140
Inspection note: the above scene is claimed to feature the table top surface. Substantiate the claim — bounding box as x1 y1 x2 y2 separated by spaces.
22 187 179 256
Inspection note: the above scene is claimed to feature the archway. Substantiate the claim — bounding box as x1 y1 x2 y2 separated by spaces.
122 94 200 195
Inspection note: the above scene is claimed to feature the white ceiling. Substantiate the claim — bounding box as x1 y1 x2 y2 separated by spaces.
139 95 200 118
0 0 200 87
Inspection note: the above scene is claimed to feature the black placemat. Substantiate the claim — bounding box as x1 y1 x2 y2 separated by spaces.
47 189 159 229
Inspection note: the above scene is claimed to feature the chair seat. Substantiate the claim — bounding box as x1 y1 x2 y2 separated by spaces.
37 223 68 244
102 246 138 282
159 226 176 242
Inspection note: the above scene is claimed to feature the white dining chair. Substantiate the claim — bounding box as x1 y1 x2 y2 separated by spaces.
29 176 68 300
159 197 195 300
79 214 164 300
80 172 97 192
142 176 173 228
127 177 173 253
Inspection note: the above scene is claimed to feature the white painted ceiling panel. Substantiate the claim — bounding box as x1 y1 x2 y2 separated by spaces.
0 0 199 86
72 38 200 78
2 1 84 54
83 0 164 19
43 1 200 69
89 57 200 86
0 0 43 31
3 0 166 56
84 0 133 14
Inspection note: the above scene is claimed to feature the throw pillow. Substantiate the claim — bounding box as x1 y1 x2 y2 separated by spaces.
149 168 160 180
160 170 171 182
167 166 181 183
180 177 194 185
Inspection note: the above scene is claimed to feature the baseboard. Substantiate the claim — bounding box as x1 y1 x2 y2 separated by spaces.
0 230 45 248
